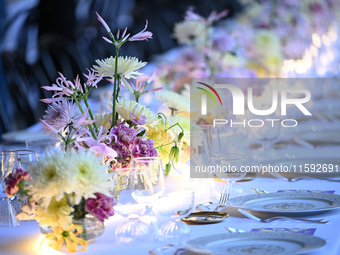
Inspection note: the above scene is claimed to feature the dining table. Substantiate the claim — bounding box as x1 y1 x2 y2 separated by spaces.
1 95 340 255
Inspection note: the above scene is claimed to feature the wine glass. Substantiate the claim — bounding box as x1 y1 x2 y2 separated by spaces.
154 189 195 246
0 151 21 227
189 132 216 203
131 157 165 198
192 125 221 158
15 150 38 170
112 167 154 243
213 154 249 200
131 157 165 235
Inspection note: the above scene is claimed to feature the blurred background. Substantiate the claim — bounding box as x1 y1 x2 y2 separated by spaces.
0 0 241 138
0 0 339 139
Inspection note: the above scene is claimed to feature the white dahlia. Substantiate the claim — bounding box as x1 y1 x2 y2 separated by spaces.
93 56 147 79
112 98 158 124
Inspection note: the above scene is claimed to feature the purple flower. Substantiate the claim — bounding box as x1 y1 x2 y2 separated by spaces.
110 124 138 146
85 193 114 222
4 168 30 196
131 138 158 158
111 142 130 159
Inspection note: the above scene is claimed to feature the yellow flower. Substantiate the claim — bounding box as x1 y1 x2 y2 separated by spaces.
146 121 175 162
35 197 74 228
44 224 88 252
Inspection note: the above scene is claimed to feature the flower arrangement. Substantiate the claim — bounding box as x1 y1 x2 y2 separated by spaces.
4 149 113 252
238 0 339 60
3 12 187 253
154 7 257 93
40 12 184 174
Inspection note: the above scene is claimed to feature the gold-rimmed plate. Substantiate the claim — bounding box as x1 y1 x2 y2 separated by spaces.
181 212 229 224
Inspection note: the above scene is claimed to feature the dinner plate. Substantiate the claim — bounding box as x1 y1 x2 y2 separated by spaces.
261 157 340 178
182 212 229 224
186 232 326 255
1 130 49 142
226 191 340 215
294 129 340 145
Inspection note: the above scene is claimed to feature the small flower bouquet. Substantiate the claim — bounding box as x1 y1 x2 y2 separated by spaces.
5 12 186 253
40 12 184 174
4 149 114 252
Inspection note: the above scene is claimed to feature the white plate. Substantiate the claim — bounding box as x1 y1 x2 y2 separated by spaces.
226 191 340 215
186 232 326 255
262 158 340 178
296 130 340 144
1 130 49 142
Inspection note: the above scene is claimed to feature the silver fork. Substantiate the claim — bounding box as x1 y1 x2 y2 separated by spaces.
214 193 229 212
238 209 329 224
250 188 269 194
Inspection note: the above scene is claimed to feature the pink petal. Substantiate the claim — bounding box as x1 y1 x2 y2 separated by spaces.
96 12 111 33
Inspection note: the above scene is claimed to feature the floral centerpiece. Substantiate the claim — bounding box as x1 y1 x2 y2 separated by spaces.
4 150 114 252
4 12 185 253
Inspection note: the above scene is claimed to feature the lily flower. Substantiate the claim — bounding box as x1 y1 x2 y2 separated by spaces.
129 20 153 41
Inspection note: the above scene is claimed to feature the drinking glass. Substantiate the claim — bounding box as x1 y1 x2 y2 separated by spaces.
213 154 249 200
154 189 195 246
0 151 21 227
112 167 154 243
131 157 165 235
131 157 165 199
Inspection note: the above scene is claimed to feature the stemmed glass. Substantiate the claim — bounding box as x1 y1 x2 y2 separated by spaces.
112 167 155 243
0 151 21 227
188 132 216 203
213 154 249 200
131 157 165 235
192 125 221 158
154 189 195 246
15 150 38 170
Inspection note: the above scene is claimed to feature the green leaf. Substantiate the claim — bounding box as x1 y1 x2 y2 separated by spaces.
178 132 184 142
165 163 171 176
137 130 146 137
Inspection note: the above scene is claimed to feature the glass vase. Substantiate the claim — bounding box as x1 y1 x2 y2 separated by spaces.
40 215 104 241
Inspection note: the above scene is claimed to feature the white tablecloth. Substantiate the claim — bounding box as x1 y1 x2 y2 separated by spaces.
1 176 340 255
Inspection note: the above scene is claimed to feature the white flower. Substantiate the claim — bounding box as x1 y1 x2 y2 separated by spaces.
28 150 77 208
173 20 207 45
112 98 158 124
154 90 190 113
28 149 111 208
68 150 111 204
93 56 147 79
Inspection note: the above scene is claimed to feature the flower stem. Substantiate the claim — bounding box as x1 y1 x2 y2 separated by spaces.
73 96 97 139
84 99 98 133
112 47 120 126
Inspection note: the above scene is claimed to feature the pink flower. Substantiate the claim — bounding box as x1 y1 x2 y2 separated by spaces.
41 72 103 102
96 12 111 33
4 168 30 196
129 20 153 41
85 193 114 222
